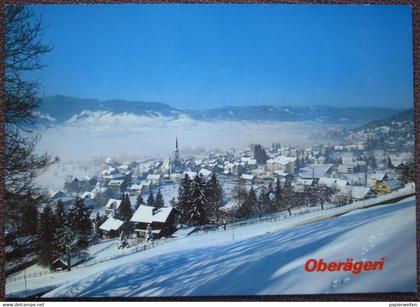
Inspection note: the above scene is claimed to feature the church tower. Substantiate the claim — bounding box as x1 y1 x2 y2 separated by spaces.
174 137 180 162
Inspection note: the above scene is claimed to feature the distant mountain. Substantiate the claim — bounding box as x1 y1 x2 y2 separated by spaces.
191 105 404 123
39 95 181 123
37 95 406 125
350 108 414 132
318 108 414 152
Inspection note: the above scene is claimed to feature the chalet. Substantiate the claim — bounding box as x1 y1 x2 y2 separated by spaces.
299 164 333 179
337 186 376 203
130 205 177 239
52 254 88 271
372 178 401 195
371 172 388 184
99 217 127 239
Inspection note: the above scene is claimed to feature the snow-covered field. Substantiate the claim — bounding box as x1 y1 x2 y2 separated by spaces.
7 195 416 298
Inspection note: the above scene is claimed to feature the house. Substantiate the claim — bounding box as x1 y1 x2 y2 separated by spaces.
52 253 88 271
388 153 413 169
337 186 376 203
371 172 388 184
318 177 349 191
146 174 162 186
108 179 126 192
240 174 255 183
265 156 297 175
82 197 95 209
130 205 177 239
372 178 402 195
299 164 333 179
224 162 245 176
105 199 122 215
99 217 127 239
129 184 143 194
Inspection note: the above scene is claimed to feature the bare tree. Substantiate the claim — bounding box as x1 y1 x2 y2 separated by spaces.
5 5 55 227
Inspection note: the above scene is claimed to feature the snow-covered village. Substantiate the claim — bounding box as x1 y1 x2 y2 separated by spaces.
4 4 416 299
6 108 416 297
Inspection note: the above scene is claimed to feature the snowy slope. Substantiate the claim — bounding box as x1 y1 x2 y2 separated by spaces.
36 196 416 297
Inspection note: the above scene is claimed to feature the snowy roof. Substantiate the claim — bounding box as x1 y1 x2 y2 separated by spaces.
14 236 35 247
385 178 401 191
295 178 314 186
130 205 174 224
99 217 125 232
199 169 212 177
130 184 142 190
241 174 255 181
338 186 373 199
299 164 333 179
146 174 161 180
267 156 297 166
53 254 87 267
371 172 387 182
182 171 197 178
318 177 349 190
273 170 289 177
105 199 122 210
247 159 257 165
109 180 124 185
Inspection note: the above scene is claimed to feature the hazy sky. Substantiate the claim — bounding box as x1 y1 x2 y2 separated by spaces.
29 4 413 110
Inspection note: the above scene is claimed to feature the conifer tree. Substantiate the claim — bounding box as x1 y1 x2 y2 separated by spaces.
177 174 193 224
205 173 224 223
135 193 144 210
236 187 255 219
118 193 133 221
155 189 165 208
188 174 209 225
37 205 58 267
53 200 71 255
19 202 38 235
68 197 92 237
233 178 247 208
274 178 283 210
253 144 268 165
147 192 155 207
256 188 270 218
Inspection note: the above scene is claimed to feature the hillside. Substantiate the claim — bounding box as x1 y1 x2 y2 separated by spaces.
44 197 418 297
6 192 416 298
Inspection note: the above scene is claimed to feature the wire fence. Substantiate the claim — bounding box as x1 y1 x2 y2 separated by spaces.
6 184 415 285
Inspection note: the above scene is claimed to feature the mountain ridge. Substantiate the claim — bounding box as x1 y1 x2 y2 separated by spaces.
38 95 408 125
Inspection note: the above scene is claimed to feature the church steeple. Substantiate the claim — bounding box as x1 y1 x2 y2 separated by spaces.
175 137 180 162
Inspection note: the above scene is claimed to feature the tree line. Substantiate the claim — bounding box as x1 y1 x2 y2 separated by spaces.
231 178 334 220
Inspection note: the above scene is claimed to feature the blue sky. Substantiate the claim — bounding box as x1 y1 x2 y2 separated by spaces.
29 4 413 110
